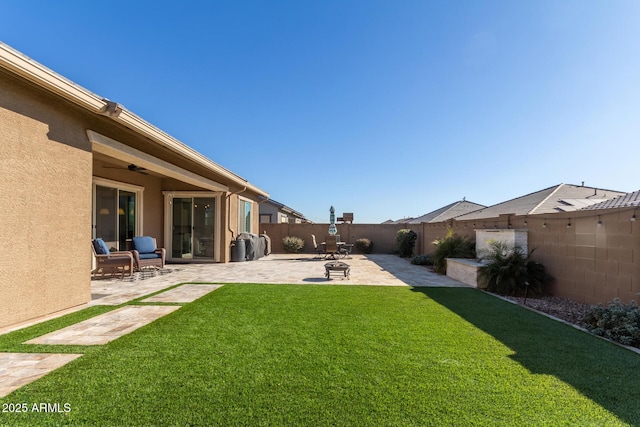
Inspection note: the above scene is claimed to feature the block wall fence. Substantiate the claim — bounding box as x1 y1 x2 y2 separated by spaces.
261 207 639 305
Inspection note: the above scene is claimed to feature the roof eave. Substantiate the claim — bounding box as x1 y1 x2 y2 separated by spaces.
0 42 269 199
114 109 268 197
0 42 104 111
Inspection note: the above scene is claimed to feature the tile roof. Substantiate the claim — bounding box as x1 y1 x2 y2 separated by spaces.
454 184 626 220
580 190 640 210
408 200 486 223
382 218 415 224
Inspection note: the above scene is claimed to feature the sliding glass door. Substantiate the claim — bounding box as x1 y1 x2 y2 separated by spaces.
169 196 216 261
172 198 193 259
193 198 216 259
118 191 136 249
93 180 141 251
95 186 117 250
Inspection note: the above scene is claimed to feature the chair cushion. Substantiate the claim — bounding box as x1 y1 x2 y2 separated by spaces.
138 253 162 260
93 239 110 255
132 236 156 254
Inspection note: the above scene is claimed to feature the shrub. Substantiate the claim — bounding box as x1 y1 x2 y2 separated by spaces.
411 254 433 266
282 236 304 253
396 229 418 258
583 298 640 347
431 230 475 274
355 238 373 254
478 241 553 296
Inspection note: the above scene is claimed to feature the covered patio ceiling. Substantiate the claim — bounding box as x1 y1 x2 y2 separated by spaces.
89 130 228 192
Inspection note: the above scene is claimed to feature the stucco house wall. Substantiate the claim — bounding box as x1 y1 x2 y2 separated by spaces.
259 203 287 223
258 199 306 224
0 68 93 329
0 43 267 330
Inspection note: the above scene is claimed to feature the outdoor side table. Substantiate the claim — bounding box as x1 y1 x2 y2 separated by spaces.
325 261 350 280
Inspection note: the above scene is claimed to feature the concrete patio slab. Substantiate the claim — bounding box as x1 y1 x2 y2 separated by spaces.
25 305 180 346
0 353 82 397
90 254 469 305
141 284 223 303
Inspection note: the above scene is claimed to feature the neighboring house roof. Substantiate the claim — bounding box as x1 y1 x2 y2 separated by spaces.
455 184 627 221
260 199 307 221
407 200 486 224
0 42 268 198
382 218 415 224
580 189 640 210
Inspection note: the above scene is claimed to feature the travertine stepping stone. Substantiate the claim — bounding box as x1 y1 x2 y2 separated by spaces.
25 305 180 346
141 284 223 303
0 353 82 397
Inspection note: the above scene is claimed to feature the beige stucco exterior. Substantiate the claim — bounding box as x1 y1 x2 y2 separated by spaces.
0 68 93 329
0 43 267 330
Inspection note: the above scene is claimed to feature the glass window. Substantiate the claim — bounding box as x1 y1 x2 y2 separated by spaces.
95 186 117 249
95 186 138 251
93 181 141 252
239 199 252 234
260 214 272 223
118 191 136 250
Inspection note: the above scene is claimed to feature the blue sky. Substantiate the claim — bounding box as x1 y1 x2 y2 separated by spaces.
2 1 639 223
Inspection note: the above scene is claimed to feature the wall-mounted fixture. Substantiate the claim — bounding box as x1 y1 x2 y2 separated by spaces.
597 216 603 227
566 220 572 228
100 99 123 118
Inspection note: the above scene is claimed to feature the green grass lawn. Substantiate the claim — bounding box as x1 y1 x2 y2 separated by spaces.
2 285 640 426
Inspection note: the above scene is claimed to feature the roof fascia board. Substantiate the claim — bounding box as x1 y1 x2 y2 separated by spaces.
112 110 268 197
0 42 104 112
0 42 268 198
88 130 229 193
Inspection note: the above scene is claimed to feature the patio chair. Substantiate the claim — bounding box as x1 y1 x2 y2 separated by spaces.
131 236 166 271
91 239 134 278
325 235 338 260
311 234 326 258
338 243 354 259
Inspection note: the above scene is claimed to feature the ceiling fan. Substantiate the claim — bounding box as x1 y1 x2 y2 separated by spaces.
103 163 149 175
